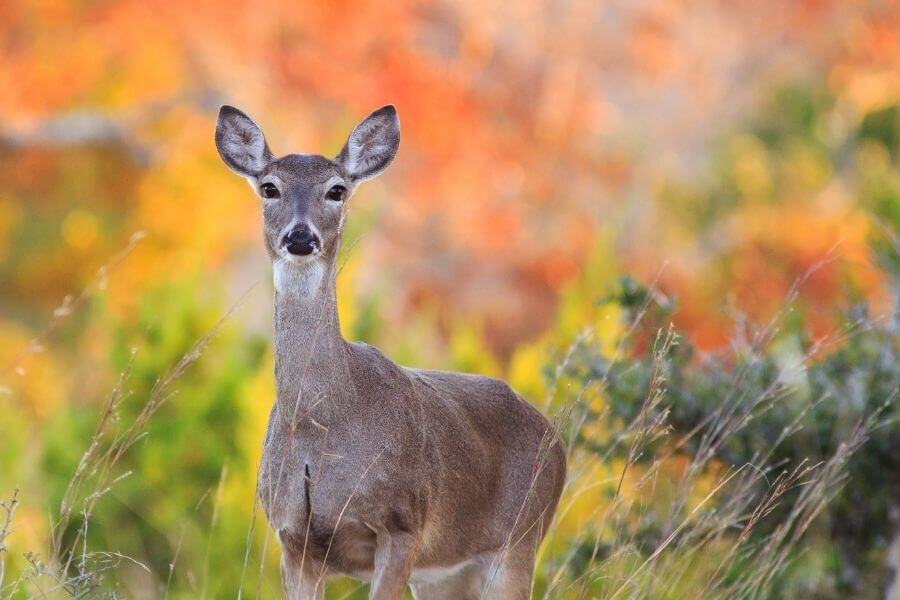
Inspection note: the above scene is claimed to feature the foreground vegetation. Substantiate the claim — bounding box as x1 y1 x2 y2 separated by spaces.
0 242 896 598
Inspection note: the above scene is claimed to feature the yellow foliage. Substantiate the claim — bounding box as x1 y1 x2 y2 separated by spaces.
0 321 64 421
60 208 100 251
729 134 773 203
579 390 614 444
336 247 362 340
553 454 620 542
448 321 501 377
507 342 550 403
240 350 277 481
783 140 832 193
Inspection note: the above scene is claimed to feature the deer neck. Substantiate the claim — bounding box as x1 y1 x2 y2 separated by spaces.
272 259 349 412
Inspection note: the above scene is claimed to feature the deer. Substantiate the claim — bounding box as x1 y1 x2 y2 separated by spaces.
215 104 566 599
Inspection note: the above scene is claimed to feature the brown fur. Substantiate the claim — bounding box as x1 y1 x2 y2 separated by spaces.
216 105 566 599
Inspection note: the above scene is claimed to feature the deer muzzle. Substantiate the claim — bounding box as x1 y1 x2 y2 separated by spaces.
282 226 321 256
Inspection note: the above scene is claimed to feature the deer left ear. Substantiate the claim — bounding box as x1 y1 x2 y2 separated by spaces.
215 105 273 178
337 105 400 183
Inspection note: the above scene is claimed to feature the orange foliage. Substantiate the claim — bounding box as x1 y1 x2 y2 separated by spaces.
1 0 897 354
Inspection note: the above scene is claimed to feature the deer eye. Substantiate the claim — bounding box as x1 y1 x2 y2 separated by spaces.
325 184 346 202
260 183 279 199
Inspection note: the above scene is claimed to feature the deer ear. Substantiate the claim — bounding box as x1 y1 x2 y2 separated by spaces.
337 105 400 182
215 105 272 178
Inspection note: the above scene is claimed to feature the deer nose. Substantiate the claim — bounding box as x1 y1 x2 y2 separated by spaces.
282 227 321 256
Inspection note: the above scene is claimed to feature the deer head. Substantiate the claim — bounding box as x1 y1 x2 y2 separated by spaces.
215 105 400 297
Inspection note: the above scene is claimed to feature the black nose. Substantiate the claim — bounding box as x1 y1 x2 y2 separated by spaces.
283 228 320 256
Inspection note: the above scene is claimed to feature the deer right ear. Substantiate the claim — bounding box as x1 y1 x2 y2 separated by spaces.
215 105 272 178
337 105 400 183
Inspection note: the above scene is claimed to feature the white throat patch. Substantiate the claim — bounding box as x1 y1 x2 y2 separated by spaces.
273 260 325 298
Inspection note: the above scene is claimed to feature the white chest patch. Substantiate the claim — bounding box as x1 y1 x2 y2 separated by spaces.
273 260 324 298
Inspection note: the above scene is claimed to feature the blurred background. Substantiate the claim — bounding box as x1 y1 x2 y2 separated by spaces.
0 0 898 598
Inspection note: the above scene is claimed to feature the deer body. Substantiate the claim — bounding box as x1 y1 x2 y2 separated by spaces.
216 106 565 599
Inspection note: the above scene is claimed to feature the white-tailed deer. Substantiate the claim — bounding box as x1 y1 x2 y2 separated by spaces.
215 104 566 599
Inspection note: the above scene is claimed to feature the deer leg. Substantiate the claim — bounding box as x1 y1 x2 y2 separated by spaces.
409 567 482 600
369 531 417 600
479 564 531 600
280 552 324 600
477 547 535 600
